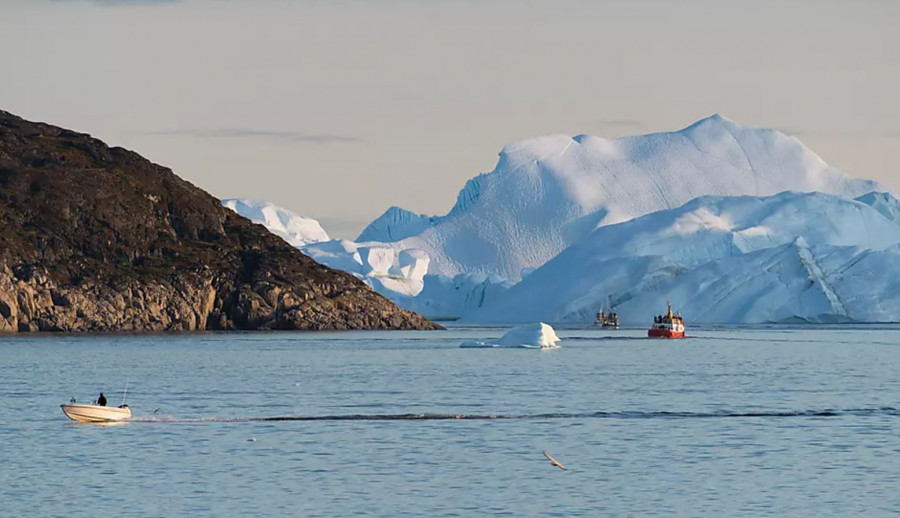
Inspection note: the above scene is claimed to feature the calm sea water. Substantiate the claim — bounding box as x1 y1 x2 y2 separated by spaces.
2 325 899 517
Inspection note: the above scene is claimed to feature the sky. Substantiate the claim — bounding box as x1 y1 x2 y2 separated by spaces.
1 0 898 238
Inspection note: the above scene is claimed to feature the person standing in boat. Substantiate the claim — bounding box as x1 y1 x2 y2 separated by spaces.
97 392 107 406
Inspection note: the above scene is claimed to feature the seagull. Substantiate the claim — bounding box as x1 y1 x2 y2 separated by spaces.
543 450 567 470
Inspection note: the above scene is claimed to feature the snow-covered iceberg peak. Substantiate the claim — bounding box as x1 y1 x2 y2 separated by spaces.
356 206 437 242
358 115 889 280
222 198 330 247
461 322 561 349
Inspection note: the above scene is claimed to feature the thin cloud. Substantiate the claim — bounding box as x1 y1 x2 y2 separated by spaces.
147 129 362 144
56 0 183 6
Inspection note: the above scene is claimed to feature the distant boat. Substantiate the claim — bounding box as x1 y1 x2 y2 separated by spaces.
648 300 685 338
594 306 619 329
61 403 131 423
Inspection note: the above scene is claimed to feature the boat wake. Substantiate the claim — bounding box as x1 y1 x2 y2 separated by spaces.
128 407 900 424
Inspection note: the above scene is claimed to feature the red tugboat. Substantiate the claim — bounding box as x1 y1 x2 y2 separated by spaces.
648 300 685 338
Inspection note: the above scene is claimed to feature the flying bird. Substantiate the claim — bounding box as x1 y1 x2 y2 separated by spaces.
543 450 567 470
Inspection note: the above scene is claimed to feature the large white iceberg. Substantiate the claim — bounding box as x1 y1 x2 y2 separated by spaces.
461 322 561 349
226 116 897 323
357 115 886 281
470 191 900 324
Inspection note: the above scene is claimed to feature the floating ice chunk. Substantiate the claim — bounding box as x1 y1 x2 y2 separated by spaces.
461 322 560 349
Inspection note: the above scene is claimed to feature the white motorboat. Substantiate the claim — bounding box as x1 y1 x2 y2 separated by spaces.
62 382 132 423
61 402 131 423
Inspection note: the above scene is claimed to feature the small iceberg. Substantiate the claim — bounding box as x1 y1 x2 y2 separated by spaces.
460 322 561 349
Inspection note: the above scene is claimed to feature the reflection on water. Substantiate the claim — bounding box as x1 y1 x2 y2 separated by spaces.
3 326 900 517
65 420 131 427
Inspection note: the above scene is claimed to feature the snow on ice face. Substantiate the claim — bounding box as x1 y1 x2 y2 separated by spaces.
396 249 430 280
855 192 900 223
393 273 513 320
357 247 395 277
668 208 733 236
222 198 330 247
302 240 432 300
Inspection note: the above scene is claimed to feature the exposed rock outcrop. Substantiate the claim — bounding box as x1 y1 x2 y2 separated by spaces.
0 110 440 332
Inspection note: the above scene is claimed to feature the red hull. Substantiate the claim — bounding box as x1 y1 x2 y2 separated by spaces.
647 328 685 339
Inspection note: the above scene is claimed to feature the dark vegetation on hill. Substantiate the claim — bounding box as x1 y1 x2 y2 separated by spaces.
0 110 440 332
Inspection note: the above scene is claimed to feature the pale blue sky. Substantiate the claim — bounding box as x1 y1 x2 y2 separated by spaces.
2 0 898 237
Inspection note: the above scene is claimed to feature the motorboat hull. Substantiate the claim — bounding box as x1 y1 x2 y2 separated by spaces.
61 403 131 423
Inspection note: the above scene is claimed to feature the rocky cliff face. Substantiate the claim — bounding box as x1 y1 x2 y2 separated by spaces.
0 110 440 332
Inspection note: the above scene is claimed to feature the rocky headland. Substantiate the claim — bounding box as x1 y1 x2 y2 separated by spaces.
0 110 440 332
